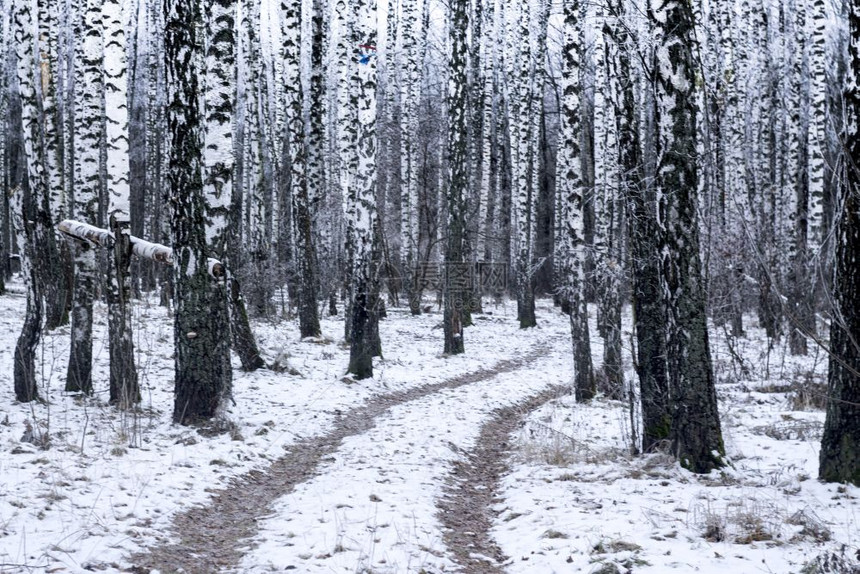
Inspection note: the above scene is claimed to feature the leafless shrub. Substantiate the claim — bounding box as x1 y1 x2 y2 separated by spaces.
690 496 784 544
196 415 244 441
787 508 832 543
516 421 627 466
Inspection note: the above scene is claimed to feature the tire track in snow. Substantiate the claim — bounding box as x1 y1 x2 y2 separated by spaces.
238 340 570 572
127 342 551 573
437 384 568 573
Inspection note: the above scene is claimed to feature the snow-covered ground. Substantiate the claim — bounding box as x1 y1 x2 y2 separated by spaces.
0 279 857 574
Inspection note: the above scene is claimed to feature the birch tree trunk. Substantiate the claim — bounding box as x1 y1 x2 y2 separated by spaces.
716 0 747 337
283 0 321 338
512 0 536 328
787 0 815 356
0 0 6 295
819 0 860 485
807 0 827 252
558 0 595 401
346 0 380 379
335 0 358 339
13 0 45 403
756 0 782 341
37 0 70 330
593 7 623 399
650 0 725 473
400 0 422 313
67 0 103 394
204 0 260 373
167 0 232 423
443 0 468 355
476 0 496 267
240 0 272 317
11 190 41 403
309 0 334 318
104 0 140 407
142 0 166 293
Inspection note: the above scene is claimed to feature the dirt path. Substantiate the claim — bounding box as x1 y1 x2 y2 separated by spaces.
437 384 569 573
127 345 550 573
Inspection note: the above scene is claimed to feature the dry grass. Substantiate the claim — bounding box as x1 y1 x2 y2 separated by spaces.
689 496 786 545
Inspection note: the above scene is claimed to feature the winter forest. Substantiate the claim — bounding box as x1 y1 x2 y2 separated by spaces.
0 0 859 571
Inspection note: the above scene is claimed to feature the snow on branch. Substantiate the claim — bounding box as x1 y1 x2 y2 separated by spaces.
58 219 225 279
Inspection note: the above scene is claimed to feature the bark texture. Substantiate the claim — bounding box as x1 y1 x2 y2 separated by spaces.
651 0 725 472
819 1 860 486
557 0 594 401
166 0 232 423
443 0 468 356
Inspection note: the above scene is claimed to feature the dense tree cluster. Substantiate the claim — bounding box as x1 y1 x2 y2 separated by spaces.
0 0 856 478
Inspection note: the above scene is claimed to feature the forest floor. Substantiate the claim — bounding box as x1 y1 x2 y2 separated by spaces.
0 279 858 574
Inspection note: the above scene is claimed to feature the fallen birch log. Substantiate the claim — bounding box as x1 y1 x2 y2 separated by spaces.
59 219 266 370
58 219 225 279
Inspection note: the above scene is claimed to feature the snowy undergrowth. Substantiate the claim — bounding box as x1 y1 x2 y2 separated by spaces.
0 281 530 573
497 317 860 574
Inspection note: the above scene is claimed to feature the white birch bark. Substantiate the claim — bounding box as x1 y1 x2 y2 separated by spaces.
557 0 594 400
103 0 130 223
346 0 380 378
203 0 236 257
399 0 421 276
0 0 6 268
241 0 266 255
15 0 56 399
38 0 65 222
307 0 326 212
593 4 624 394
475 0 496 262
15 0 46 212
167 0 232 421
444 0 468 354
807 0 827 251
66 0 104 394
511 0 536 328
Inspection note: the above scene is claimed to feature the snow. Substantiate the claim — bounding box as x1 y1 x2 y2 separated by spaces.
0 280 857 573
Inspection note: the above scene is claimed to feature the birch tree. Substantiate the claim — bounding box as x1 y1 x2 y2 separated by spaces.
807 0 827 251
819 0 860 485
37 0 70 330
203 0 264 371
13 0 45 403
307 0 326 229
715 0 748 336
67 0 104 395
400 0 421 313
104 0 140 407
511 0 537 328
346 0 380 379
557 0 595 401
11 189 41 403
283 0 321 338
476 0 496 267
593 6 624 397
650 0 725 472
786 0 816 356
0 0 6 296
335 0 357 339
166 0 232 423
239 0 271 317
442 0 468 355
